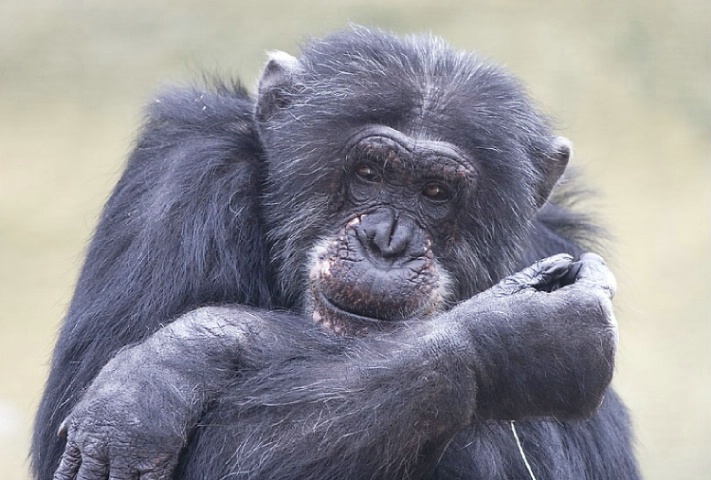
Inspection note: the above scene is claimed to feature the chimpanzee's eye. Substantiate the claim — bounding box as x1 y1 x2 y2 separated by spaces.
421 183 452 202
355 163 381 183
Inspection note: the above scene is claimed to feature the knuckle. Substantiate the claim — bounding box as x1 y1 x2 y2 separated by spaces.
576 291 619 348
559 289 615 328
62 441 82 462
580 252 605 264
81 439 108 460
582 290 614 321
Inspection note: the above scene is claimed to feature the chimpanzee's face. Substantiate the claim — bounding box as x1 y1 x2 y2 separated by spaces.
302 125 479 334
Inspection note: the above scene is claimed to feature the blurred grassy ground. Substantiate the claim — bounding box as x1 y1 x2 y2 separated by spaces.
1 0 708 478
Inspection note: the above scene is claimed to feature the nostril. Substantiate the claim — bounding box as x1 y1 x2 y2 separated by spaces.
356 223 389 257
355 223 377 252
379 232 408 258
385 222 414 257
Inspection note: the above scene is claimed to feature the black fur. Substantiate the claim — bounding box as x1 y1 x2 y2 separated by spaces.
33 27 639 479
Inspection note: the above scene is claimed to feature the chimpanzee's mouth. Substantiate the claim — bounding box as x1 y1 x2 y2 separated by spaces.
311 287 390 335
310 285 441 336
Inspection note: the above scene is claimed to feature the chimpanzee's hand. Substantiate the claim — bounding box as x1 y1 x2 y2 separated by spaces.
492 252 616 300
449 252 619 420
52 347 190 480
51 307 266 480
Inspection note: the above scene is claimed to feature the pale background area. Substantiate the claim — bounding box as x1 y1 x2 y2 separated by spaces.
1 1 709 478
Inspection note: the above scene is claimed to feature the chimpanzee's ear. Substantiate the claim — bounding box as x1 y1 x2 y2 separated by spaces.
535 136 572 207
255 51 303 122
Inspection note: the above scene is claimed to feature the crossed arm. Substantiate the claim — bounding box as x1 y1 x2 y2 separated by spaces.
53 253 618 480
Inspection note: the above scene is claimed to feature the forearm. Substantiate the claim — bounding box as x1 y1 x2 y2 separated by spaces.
182 326 477 480
140 306 260 390
77 306 267 436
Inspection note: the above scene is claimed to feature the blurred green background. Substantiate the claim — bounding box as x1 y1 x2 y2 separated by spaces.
1 0 709 478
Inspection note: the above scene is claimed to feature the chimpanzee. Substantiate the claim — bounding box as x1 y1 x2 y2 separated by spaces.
33 27 640 479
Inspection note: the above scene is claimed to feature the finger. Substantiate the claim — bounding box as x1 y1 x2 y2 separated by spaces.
527 253 575 285
558 259 583 286
504 253 573 292
494 253 573 295
139 471 168 480
53 442 81 480
138 454 179 480
109 467 139 480
573 253 617 299
75 453 109 480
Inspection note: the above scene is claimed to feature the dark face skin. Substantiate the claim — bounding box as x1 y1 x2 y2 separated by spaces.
303 125 475 334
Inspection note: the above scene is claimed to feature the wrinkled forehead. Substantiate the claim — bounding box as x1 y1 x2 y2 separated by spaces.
345 125 475 178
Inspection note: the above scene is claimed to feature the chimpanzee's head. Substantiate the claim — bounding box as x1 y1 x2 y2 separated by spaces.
255 27 570 334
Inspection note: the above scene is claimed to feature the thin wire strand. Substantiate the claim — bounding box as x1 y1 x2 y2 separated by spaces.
510 421 538 480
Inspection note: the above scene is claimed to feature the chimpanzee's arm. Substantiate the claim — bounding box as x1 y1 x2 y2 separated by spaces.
53 253 617 480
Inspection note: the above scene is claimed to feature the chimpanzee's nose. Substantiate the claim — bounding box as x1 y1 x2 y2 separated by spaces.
356 209 415 259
